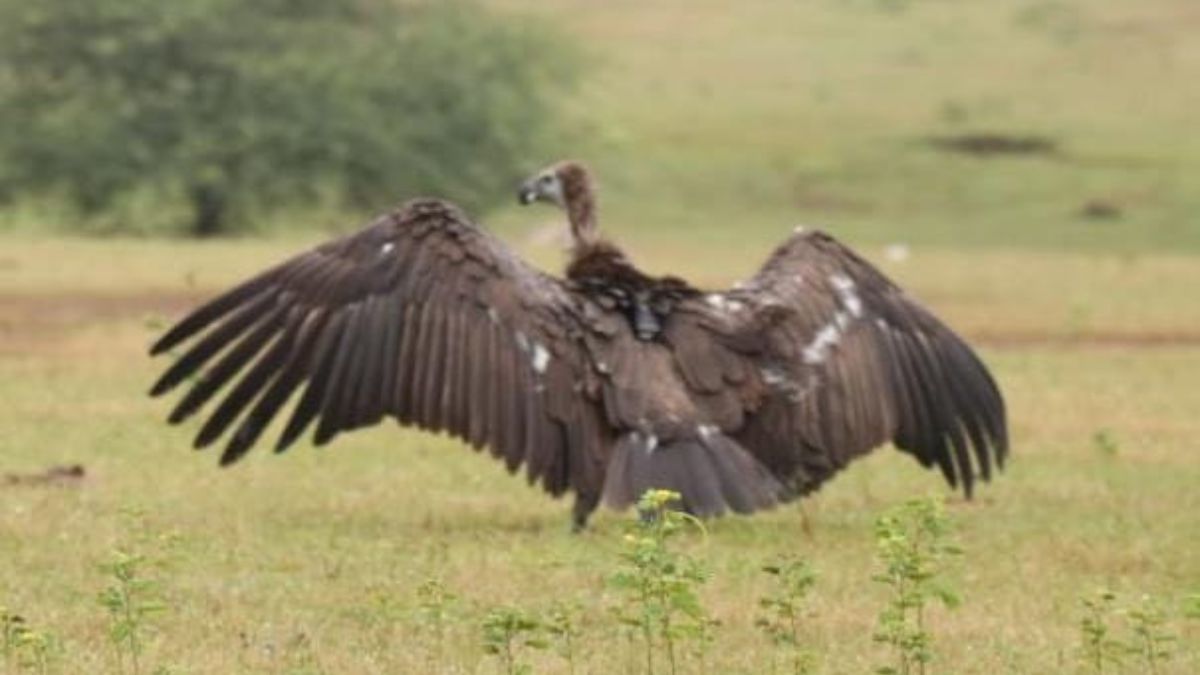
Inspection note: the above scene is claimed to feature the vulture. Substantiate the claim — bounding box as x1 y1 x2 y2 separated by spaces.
149 160 1007 529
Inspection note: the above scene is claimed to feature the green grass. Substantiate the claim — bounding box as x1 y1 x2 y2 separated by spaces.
481 0 1200 252
1 232 1198 673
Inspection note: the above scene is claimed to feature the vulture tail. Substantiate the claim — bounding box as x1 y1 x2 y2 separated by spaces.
602 430 783 518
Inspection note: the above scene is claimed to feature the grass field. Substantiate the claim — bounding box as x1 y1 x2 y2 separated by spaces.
2 0 1199 673
2 235 1198 673
485 0 1200 252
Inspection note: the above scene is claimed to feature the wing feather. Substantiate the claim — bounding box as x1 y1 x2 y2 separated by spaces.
167 303 287 424
315 303 365 445
407 302 435 427
149 264 289 356
392 303 420 424
466 321 490 449
277 310 348 451
149 199 602 502
150 289 278 396
225 311 329 464
421 306 449 431
694 229 1007 498
353 295 389 429
195 310 298 451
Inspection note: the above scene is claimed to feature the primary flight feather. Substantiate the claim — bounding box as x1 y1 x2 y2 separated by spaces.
150 160 1007 528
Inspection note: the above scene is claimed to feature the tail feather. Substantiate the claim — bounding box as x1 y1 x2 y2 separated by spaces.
602 431 782 517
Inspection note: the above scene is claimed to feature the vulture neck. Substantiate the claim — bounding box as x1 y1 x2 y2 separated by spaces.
563 172 601 258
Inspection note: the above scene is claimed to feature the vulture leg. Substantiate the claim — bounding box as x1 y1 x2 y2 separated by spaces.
571 490 601 532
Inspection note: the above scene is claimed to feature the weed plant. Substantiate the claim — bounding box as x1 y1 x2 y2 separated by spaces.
608 489 711 675
757 556 818 675
96 507 180 675
2 607 57 675
481 605 548 675
871 496 961 675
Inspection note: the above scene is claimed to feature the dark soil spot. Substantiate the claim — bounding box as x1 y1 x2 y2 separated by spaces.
926 132 1058 157
1079 199 1123 221
3 464 87 488
0 290 203 355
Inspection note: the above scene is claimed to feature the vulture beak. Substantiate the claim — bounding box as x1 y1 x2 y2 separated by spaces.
517 180 539 205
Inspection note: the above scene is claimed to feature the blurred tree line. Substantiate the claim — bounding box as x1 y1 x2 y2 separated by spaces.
0 0 579 235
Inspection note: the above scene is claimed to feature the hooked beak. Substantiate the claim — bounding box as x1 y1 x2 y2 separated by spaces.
517 181 539 205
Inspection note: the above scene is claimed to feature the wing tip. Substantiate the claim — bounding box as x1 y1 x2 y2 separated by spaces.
168 405 193 425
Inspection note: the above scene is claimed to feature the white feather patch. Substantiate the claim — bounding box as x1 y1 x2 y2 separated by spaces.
830 273 863 317
531 342 551 374
632 431 658 454
798 272 866 365
706 293 745 314
761 366 789 386
802 321 843 364
845 294 863 318
760 365 814 402
834 311 851 331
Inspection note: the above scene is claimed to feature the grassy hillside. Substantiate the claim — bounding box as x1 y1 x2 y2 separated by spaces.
2 1 1194 251
485 0 1200 252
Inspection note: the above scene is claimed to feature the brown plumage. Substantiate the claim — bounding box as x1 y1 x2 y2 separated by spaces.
150 160 1007 528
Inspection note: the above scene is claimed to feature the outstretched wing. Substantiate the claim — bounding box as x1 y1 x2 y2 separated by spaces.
692 229 1007 498
149 199 609 498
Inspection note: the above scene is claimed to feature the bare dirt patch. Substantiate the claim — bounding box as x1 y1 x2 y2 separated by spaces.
2 290 1196 357
0 290 204 356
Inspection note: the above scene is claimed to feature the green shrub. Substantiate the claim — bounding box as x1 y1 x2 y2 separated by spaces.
414 577 458 670
757 556 818 675
1078 589 1125 674
481 605 547 675
1078 590 1181 675
608 489 711 675
0 0 580 235
2 608 58 674
544 600 583 674
96 507 181 675
1126 594 1174 674
872 496 962 675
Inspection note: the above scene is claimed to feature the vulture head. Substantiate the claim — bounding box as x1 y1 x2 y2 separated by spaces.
518 165 564 206
518 160 599 248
